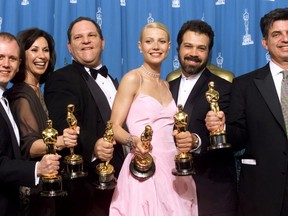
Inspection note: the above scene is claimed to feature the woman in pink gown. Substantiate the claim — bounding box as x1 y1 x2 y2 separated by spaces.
109 22 198 216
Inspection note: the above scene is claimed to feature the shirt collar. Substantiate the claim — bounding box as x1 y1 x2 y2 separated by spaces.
85 64 103 73
0 86 5 98
270 61 286 77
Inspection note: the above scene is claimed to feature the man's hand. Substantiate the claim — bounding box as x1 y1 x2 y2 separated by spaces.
62 126 80 148
205 110 226 132
94 138 115 161
37 154 61 177
173 130 197 152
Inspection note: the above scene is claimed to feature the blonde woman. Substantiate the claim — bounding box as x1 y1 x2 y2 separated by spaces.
109 22 198 216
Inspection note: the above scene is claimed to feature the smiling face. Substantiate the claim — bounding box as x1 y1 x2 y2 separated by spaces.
68 20 104 68
178 31 210 77
25 37 50 81
138 27 170 66
262 20 288 69
0 38 21 88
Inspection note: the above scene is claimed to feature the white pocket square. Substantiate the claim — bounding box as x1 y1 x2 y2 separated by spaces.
241 159 256 165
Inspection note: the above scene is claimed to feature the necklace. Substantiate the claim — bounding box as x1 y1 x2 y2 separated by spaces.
25 82 41 97
141 65 160 78
25 82 40 89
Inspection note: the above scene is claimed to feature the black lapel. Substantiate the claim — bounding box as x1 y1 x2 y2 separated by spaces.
254 69 286 133
183 69 210 128
169 77 181 104
77 66 113 123
71 61 116 122
0 103 20 159
108 74 119 89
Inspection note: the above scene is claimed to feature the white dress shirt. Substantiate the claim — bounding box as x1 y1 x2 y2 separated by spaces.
177 71 203 107
176 70 204 153
85 65 118 160
270 60 285 102
86 65 117 109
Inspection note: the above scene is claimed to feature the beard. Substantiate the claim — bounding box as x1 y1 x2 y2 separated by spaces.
179 55 208 75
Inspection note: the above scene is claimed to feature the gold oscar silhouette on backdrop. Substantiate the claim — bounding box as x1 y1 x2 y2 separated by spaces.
172 104 194 176
205 81 231 150
63 104 87 179
94 120 117 190
40 120 67 197
130 125 155 181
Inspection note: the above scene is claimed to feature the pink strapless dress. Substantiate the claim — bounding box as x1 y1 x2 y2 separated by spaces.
109 93 198 216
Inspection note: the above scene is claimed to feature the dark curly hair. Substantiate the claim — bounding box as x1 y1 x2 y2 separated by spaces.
176 20 214 52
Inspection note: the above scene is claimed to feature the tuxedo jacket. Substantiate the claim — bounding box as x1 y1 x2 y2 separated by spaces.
227 64 288 216
0 103 36 216
44 61 125 216
169 68 237 215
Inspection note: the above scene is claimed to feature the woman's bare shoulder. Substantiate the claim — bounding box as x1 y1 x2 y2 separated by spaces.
121 67 141 84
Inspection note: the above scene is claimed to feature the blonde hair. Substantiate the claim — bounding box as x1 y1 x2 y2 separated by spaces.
139 22 170 42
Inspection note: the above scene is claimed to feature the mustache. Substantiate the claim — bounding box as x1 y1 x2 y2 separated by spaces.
184 55 201 62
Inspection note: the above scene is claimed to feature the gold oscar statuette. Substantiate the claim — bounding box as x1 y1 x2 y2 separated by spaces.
172 104 194 176
205 81 231 151
40 120 67 197
63 104 87 179
129 125 156 181
94 120 117 190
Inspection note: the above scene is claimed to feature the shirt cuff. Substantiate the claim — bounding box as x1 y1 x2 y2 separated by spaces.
35 162 40 185
190 133 202 154
91 155 97 162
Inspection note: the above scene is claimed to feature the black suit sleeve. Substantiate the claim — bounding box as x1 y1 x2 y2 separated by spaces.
44 69 99 163
217 79 231 115
226 77 248 151
0 113 36 187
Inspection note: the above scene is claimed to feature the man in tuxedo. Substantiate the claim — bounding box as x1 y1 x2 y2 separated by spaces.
206 8 288 216
44 17 125 216
169 20 237 216
0 32 61 216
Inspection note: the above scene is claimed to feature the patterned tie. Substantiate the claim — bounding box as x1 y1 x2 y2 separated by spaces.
90 65 108 79
281 70 288 135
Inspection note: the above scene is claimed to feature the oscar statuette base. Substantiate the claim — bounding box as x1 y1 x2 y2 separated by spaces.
208 132 231 151
63 154 88 180
94 163 117 190
40 175 67 197
129 154 155 181
172 153 195 176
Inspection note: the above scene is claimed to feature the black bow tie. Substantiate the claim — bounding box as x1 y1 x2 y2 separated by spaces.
90 66 108 79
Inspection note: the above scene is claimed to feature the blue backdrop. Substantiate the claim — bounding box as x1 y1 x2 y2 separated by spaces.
0 0 287 80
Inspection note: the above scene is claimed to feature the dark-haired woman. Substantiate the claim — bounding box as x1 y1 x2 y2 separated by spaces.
7 28 79 216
